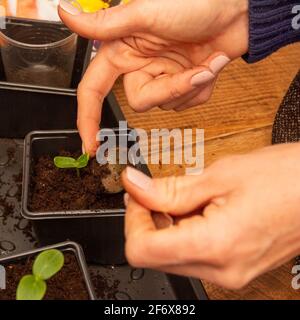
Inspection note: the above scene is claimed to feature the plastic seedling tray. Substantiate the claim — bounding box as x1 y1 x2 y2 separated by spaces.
0 15 209 296
0 112 208 300
0 241 96 300
0 17 93 138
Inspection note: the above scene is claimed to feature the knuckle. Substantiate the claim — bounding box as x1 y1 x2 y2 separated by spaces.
159 176 181 212
127 97 139 111
169 85 183 100
129 98 148 113
138 0 158 29
218 269 249 290
169 73 187 100
78 79 104 101
92 10 106 38
127 90 152 112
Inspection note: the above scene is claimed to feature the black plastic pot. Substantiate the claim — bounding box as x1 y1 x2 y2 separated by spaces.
0 137 209 300
0 17 93 138
21 128 147 265
0 241 96 300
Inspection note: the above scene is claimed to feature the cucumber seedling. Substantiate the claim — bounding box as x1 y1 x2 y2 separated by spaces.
54 153 90 177
17 249 64 300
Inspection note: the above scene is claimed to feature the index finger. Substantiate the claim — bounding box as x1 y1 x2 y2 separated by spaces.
77 48 119 156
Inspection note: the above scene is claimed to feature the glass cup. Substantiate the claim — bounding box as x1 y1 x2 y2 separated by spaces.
0 21 78 88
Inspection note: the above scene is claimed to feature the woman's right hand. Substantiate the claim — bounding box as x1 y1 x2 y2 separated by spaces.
59 0 249 156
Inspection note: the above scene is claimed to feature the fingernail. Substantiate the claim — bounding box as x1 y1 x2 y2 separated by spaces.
209 55 231 74
152 212 174 229
126 167 152 191
191 71 215 87
59 0 82 15
124 193 129 207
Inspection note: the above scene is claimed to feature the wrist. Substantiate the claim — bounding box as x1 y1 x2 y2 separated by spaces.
227 0 249 21
220 0 249 57
238 0 249 15
233 0 249 46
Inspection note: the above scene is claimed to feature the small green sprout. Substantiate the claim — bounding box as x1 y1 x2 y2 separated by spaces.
54 153 90 177
17 249 64 300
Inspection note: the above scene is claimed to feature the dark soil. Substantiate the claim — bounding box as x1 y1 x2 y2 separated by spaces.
0 253 90 300
29 151 124 212
91 271 120 300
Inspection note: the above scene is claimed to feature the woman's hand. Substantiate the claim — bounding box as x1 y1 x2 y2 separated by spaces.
59 0 249 155
122 143 300 289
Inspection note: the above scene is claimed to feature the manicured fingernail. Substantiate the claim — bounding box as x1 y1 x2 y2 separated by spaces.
82 144 86 154
209 55 231 74
126 167 152 191
191 71 215 87
59 0 82 15
124 193 129 207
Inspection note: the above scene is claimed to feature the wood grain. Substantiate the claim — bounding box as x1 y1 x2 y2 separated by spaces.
113 44 300 300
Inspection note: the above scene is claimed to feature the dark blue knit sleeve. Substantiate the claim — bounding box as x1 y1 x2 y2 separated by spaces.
243 0 300 63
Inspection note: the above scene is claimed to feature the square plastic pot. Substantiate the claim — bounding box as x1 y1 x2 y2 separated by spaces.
0 17 93 138
21 129 149 265
0 241 96 300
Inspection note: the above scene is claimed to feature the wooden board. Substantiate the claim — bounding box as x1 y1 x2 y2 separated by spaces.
113 44 300 300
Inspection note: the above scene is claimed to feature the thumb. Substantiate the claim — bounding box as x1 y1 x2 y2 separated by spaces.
58 0 148 40
122 167 222 215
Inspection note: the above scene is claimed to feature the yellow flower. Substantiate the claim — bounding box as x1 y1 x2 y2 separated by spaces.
76 0 110 13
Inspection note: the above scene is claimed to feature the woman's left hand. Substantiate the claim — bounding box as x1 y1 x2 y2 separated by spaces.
59 0 248 156
122 143 300 289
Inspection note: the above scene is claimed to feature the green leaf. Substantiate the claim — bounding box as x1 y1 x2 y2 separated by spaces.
76 153 90 169
16 275 46 300
54 156 77 169
33 249 64 281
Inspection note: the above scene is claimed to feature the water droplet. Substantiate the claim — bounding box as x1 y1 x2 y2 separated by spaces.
15 218 28 231
130 268 145 280
0 240 16 252
8 185 18 197
0 153 9 166
114 291 131 300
